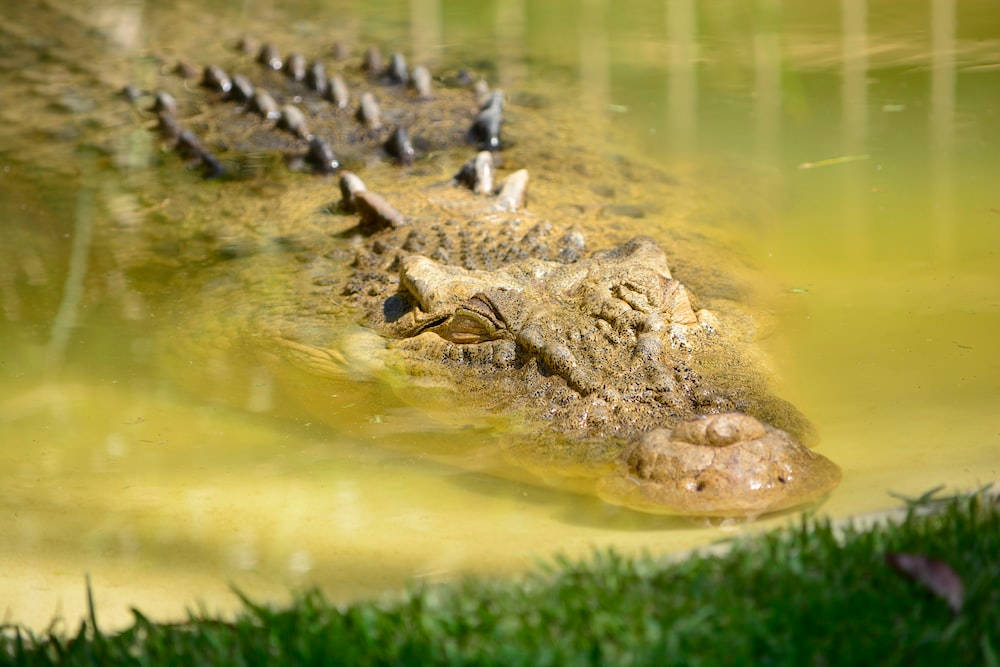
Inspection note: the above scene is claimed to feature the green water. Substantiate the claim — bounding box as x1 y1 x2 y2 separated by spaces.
0 0 997 630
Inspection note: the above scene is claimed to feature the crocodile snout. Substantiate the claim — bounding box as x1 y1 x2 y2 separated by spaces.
597 413 841 517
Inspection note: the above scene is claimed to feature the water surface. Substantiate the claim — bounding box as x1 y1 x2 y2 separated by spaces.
1 0 997 630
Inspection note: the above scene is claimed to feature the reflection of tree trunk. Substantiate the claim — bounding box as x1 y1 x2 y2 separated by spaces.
841 0 867 154
409 0 441 67
666 0 697 154
930 0 955 258
754 0 781 165
579 0 610 126
841 0 868 257
496 0 526 90
46 186 93 370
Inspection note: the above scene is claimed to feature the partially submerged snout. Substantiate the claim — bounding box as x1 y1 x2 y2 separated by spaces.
597 413 841 517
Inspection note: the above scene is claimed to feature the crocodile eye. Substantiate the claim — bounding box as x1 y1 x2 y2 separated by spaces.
437 293 506 344
440 309 500 343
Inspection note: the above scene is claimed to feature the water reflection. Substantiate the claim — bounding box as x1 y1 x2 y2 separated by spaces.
930 0 956 257
45 187 94 370
495 0 526 89
409 0 441 64
840 0 869 257
666 0 698 152
754 0 781 162
0 0 997 634
579 0 610 119
841 0 868 155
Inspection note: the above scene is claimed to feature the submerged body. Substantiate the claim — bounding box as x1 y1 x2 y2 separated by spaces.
122 35 839 517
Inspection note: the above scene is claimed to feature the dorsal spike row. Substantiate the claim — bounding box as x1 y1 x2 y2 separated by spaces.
337 172 405 231
386 53 408 84
276 104 310 139
410 65 433 99
201 65 232 94
306 61 327 95
454 151 494 195
384 127 415 164
331 41 349 60
155 112 225 179
228 75 254 104
284 52 306 82
326 74 349 108
151 90 176 115
362 46 383 74
257 43 282 70
160 44 509 179
306 136 340 174
470 91 503 150
249 89 280 120
355 92 382 131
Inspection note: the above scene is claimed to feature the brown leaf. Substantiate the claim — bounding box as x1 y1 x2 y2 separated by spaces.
885 552 965 613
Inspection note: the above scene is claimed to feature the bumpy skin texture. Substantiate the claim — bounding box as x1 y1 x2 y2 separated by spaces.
141 38 840 517
346 209 840 516
598 413 841 516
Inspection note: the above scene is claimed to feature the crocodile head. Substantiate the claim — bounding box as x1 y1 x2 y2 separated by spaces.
381 235 840 516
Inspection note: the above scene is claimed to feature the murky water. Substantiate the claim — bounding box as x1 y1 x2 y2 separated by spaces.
1 0 997 630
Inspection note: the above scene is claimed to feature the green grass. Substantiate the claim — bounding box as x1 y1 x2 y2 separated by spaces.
3 491 998 666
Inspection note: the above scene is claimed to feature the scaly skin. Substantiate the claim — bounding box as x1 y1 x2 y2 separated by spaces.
134 36 839 517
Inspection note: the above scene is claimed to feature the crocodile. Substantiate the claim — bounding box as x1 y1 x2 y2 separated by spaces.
114 34 840 517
